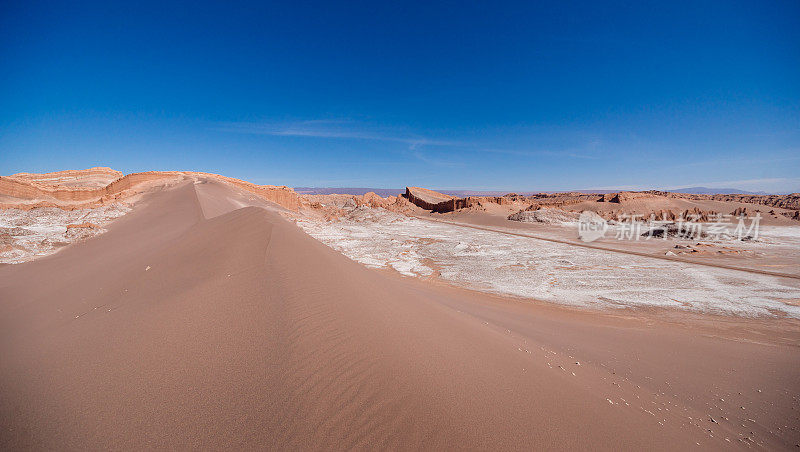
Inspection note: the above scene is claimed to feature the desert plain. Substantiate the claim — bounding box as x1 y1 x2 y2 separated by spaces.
1 168 799 449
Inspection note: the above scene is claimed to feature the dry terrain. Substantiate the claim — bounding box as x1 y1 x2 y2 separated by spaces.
1 169 799 449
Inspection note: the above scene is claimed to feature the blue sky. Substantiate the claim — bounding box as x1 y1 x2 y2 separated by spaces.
1 1 799 192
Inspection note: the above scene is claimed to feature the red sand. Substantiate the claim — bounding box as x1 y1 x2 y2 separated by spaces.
1 180 798 449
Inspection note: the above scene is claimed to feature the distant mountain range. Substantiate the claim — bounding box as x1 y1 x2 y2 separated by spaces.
664 187 772 195
295 186 782 197
294 187 406 197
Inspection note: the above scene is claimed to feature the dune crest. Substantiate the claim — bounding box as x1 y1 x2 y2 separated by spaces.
3 179 798 449
0 169 300 263
0 168 299 211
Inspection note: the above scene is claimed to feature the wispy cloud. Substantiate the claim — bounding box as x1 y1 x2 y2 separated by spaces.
410 150 464 168
476 148 600 160
214 120 600 160
215 120 460 148
662 153 800 170
588 178 800 193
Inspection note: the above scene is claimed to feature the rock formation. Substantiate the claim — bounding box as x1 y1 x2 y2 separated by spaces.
0 169 300 211
400 186 800 221
7 167 123 188
404 187 456 212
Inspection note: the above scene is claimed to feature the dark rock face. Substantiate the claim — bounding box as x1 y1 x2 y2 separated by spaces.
782 210 800 221
404 187 454 212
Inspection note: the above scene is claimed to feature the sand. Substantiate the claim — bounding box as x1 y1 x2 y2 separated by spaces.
1 180 798 449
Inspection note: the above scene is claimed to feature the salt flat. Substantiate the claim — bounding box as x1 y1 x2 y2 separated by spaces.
0 204 131 263
296 206 800 317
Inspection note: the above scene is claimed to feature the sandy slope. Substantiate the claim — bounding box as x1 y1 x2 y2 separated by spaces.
1 180 798 449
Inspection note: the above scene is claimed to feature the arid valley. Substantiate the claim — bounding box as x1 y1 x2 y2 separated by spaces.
3 2 800 448
1 168 798 449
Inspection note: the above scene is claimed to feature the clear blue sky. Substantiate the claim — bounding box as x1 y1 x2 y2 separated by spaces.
2 1 799 192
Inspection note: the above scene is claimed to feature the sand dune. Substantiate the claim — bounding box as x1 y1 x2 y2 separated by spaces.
0 168 299 211
1 180 798 449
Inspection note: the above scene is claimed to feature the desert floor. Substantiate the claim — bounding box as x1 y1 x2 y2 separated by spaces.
1 180 798 449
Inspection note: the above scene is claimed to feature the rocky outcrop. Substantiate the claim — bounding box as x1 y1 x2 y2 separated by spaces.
593 207 719 222
647 191 800 211
298 191 416 222
402 185 800 219
600 191 656 203
404 187 455 212
0 171 188 204
731 207 748 217
405 187 602 213
0 170 301 211
508 208 580 224
8 167 123 188
403 187 503 212
718 193 800 211
361 192 388 208
65 222 100 229
782 210 800 221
